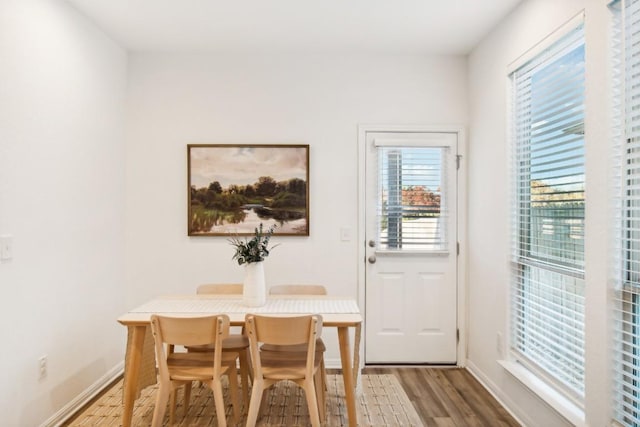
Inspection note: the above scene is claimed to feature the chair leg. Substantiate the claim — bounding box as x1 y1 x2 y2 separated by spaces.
239 349 251 406
227 366 241 423
303 378 321 427
183 382 192 416
321 358 327 391
210 378 228 427
314 369 326 422
259 386 270 418
246 378 264 427
320 356 328 409
241 325 253 383
169 389 177 424
151 384 171 427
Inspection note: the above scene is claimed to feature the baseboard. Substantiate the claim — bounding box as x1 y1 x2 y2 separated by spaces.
326 357 460 370
465 359 532 427
325 357 344 370
41 361 124 427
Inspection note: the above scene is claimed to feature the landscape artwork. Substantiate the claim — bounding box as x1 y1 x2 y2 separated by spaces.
188 144 309 236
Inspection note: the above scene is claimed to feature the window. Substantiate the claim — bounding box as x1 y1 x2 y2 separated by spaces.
376 145 449 251
613 1 640 425
510 23 586 402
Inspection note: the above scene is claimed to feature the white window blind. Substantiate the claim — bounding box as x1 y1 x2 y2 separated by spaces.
376 146 448 251
510 23 586 401
613 1 640 425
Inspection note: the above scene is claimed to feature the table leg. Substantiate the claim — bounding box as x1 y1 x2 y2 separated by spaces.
353 322 362 386
338 326 358 427
122 325 146 427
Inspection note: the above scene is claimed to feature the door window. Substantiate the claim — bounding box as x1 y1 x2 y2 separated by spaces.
375 146 449 251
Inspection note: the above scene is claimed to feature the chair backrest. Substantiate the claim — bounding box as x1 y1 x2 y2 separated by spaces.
196 283 243 295
268 285 327 295
247 314 321 346
245 314 322 375
150 314 230 377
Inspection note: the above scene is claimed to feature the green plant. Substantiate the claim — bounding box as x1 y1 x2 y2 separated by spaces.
229 223 278 265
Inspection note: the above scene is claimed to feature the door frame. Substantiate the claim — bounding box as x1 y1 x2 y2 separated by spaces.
357 124 468 366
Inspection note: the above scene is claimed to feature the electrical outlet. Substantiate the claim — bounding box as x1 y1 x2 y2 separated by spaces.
39 355 47 379
496 332 503 356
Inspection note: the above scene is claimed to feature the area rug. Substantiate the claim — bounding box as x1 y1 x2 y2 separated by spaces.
65 374 423 426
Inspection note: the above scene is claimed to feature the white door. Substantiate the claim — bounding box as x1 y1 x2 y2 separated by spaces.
364 131 458 364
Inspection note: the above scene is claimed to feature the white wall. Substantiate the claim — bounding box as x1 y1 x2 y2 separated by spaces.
125 53 468 362
467 0 611 425
0 1 127 425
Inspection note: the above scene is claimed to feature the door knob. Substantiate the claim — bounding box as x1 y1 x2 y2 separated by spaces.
368 240 376 247
368 255 376 264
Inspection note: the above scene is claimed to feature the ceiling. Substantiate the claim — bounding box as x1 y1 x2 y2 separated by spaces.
66 0 523 55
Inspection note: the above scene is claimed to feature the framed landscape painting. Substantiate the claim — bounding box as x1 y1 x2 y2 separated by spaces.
188 144 309 236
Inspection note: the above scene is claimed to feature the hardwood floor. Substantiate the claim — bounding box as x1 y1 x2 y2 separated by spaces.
361 367 521 427
65 366 520 426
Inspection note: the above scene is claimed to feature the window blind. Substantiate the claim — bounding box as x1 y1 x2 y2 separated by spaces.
376 146 448 251
510 23 586 400
613 1 640 425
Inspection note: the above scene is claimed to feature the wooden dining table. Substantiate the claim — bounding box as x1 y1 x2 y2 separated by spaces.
117 294 363 427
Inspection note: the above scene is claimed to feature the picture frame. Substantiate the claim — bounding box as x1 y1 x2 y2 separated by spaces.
187 144 309 236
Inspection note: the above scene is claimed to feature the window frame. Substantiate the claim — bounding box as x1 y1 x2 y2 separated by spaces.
508 17 587 406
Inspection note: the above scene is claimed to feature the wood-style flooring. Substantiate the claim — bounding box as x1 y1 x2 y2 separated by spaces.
362 367 521 427
65 366 520 426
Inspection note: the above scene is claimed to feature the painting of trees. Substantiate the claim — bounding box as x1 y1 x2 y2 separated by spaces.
188 145 309 236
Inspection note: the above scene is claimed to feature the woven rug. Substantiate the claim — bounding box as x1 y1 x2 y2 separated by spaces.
66 374 423 426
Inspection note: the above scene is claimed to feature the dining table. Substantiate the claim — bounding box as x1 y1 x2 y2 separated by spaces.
117 294 363 427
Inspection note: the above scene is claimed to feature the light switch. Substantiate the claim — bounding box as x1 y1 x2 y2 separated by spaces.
0 235 13 260
340 227 352 242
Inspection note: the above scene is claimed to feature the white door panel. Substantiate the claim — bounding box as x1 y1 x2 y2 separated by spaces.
365 131 457 364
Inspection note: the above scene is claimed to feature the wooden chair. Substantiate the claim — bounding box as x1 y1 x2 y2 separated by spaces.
265 284 328 355
245 314 325 427
150 314 240 427
188 283 252 406
197 283 244 295
265 284 328 391
268 284 328 295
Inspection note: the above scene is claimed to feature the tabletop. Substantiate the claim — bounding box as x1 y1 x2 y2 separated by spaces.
118 294 363 326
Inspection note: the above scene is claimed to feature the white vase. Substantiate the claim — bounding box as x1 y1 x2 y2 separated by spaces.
243 261 266 307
